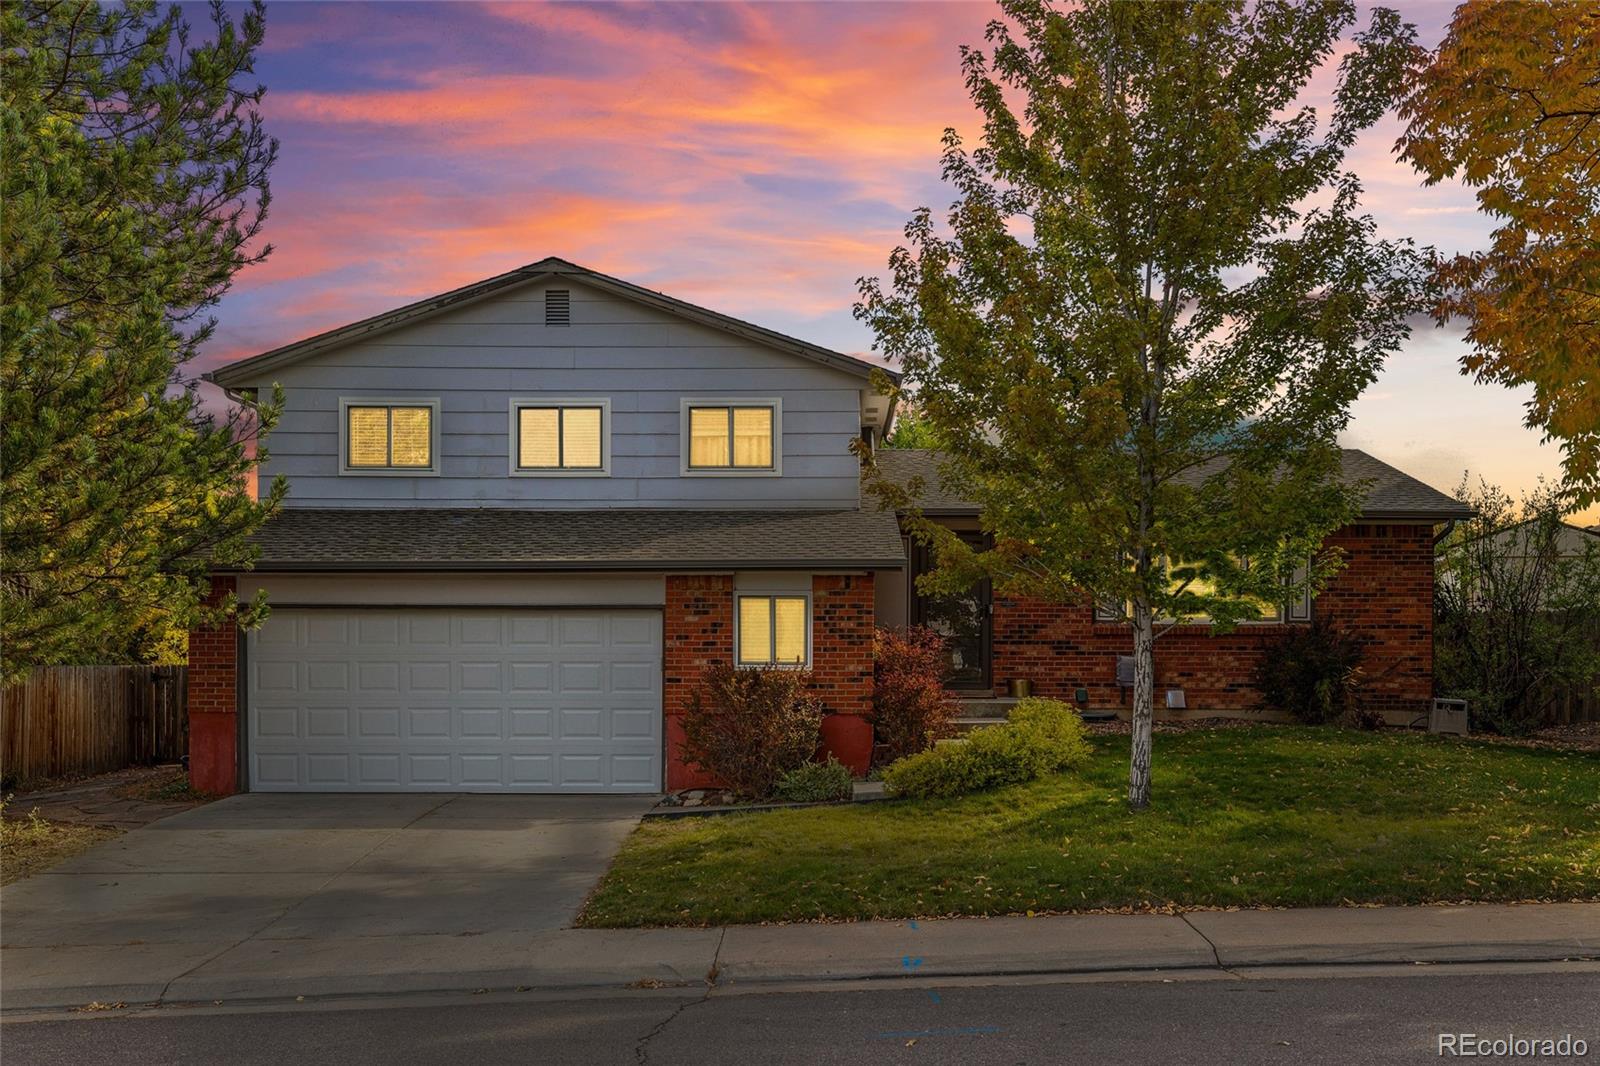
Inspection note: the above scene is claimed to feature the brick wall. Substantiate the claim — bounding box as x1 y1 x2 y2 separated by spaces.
187 575 239 794
991 523 1436 715
663 574 735 790
663 572 877 789
810 573 874 773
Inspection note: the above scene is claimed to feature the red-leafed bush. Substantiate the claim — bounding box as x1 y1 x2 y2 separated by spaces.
870 625 958 763
678 663 824 799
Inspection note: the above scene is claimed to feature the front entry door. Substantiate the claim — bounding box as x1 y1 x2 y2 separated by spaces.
911 539 992 691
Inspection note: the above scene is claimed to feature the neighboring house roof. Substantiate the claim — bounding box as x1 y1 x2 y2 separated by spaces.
232 508 907 571
872 447 1473 520
1462 519 1600 558
206 256 897 389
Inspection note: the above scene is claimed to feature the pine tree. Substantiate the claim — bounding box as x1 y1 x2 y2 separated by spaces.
1 1 285 681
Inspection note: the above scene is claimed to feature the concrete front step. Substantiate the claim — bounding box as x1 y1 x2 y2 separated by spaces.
953 699 1118 732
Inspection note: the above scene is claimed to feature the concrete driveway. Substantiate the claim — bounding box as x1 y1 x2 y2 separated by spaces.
1 793 663 1007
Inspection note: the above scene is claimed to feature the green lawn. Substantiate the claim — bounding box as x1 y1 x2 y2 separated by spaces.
580 727 1600 927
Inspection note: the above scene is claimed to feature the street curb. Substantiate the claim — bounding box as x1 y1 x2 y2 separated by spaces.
6 948 1596 1018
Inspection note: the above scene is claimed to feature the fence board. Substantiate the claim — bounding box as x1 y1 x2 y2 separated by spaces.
1 666 188 784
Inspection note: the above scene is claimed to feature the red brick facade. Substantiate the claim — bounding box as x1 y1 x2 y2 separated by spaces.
187 575 239 794
663 574 737 791
662 572 876 789
990 522 1436 715
808 574 875 773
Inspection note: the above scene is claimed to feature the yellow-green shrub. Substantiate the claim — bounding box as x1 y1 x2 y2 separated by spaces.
881 698 1092 799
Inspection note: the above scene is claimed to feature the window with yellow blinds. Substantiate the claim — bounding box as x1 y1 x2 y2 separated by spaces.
736 594 809 666
513 402 606 473
341 401 437 472
683 402 777 472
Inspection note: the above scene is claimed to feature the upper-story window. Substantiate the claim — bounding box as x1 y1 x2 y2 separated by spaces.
340 399 439 475
511 398 609 476
681 399 781 476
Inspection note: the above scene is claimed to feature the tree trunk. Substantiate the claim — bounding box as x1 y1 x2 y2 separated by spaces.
1128 598 1155 810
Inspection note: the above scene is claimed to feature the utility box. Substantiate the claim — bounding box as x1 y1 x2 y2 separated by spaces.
1429 698 1469 736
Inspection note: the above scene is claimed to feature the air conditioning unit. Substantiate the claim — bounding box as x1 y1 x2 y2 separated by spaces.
1429 698 1469 736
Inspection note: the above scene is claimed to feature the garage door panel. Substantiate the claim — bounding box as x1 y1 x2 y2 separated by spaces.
306 661 350 692
611 661 657 693
510 663 554 692
249 608 661 793
459 615 504 645
306 707 351 738
408 615 452 646
357 614 401 645
357 753 402 786
305 615 350 645
357 708 402 738
357 662 401 693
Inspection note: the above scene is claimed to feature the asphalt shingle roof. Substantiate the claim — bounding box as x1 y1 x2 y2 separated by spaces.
240 507 907 571
873 448 1472 520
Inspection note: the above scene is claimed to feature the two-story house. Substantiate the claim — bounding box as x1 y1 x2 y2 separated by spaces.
189 257 1470 796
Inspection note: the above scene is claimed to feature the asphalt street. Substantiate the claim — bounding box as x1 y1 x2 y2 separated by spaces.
4 964 1597 1066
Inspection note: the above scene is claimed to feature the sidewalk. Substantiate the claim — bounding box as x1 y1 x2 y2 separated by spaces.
4 902 1595 1012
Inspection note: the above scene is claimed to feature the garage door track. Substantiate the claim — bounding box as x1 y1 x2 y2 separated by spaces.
1 793 661 1008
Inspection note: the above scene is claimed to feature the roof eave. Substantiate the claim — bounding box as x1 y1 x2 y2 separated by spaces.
207 257 897 388
223 556 907 573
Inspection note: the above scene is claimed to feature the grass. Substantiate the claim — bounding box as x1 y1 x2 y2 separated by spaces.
0 801 118 886
580 727 1600 927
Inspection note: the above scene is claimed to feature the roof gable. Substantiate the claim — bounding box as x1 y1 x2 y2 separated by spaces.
207 257 895 389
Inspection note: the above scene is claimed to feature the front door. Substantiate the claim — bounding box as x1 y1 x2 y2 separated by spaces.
911 539 992 691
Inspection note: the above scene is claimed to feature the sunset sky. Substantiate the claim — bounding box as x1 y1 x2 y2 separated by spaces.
205 0 1595 523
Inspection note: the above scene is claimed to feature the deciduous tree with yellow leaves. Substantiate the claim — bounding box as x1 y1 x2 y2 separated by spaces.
1400 1 1600 506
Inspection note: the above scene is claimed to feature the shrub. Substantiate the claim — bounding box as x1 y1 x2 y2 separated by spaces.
1254 620 1370 726
882 698 1091 799
1435 478 1600 735
773 756 854 803
678 663 823 799
870 625 958 762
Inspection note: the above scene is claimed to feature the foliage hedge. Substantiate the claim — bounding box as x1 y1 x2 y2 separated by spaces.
882 698 1091 799
678 664 822 799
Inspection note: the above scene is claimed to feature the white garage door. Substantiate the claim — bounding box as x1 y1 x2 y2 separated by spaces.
247 608 662 793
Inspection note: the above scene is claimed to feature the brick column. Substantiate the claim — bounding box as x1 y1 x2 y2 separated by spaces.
811 573 875 776
663 574 733 790
187 575 240 794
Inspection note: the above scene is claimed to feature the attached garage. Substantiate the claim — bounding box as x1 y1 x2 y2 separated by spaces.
246 607 663 793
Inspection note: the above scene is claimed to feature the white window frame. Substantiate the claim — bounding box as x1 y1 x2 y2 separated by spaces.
507 397 612 477
679 397 783 477
338 397 440 476
734 591 811 668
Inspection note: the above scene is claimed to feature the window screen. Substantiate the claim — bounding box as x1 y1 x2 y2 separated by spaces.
737 595 808 665
688 405 774 469
517 405 602 470
346 405 433 469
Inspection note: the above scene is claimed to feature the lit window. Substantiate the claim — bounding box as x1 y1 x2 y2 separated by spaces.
517 405 603 470
345 404 434 470
737 595 808 666
688 405 773 469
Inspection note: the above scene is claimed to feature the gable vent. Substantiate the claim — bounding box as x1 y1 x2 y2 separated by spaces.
545 289 571 326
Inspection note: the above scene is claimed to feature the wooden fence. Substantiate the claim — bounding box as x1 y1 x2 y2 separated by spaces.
1540 679 1600 725
1 666 188 785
